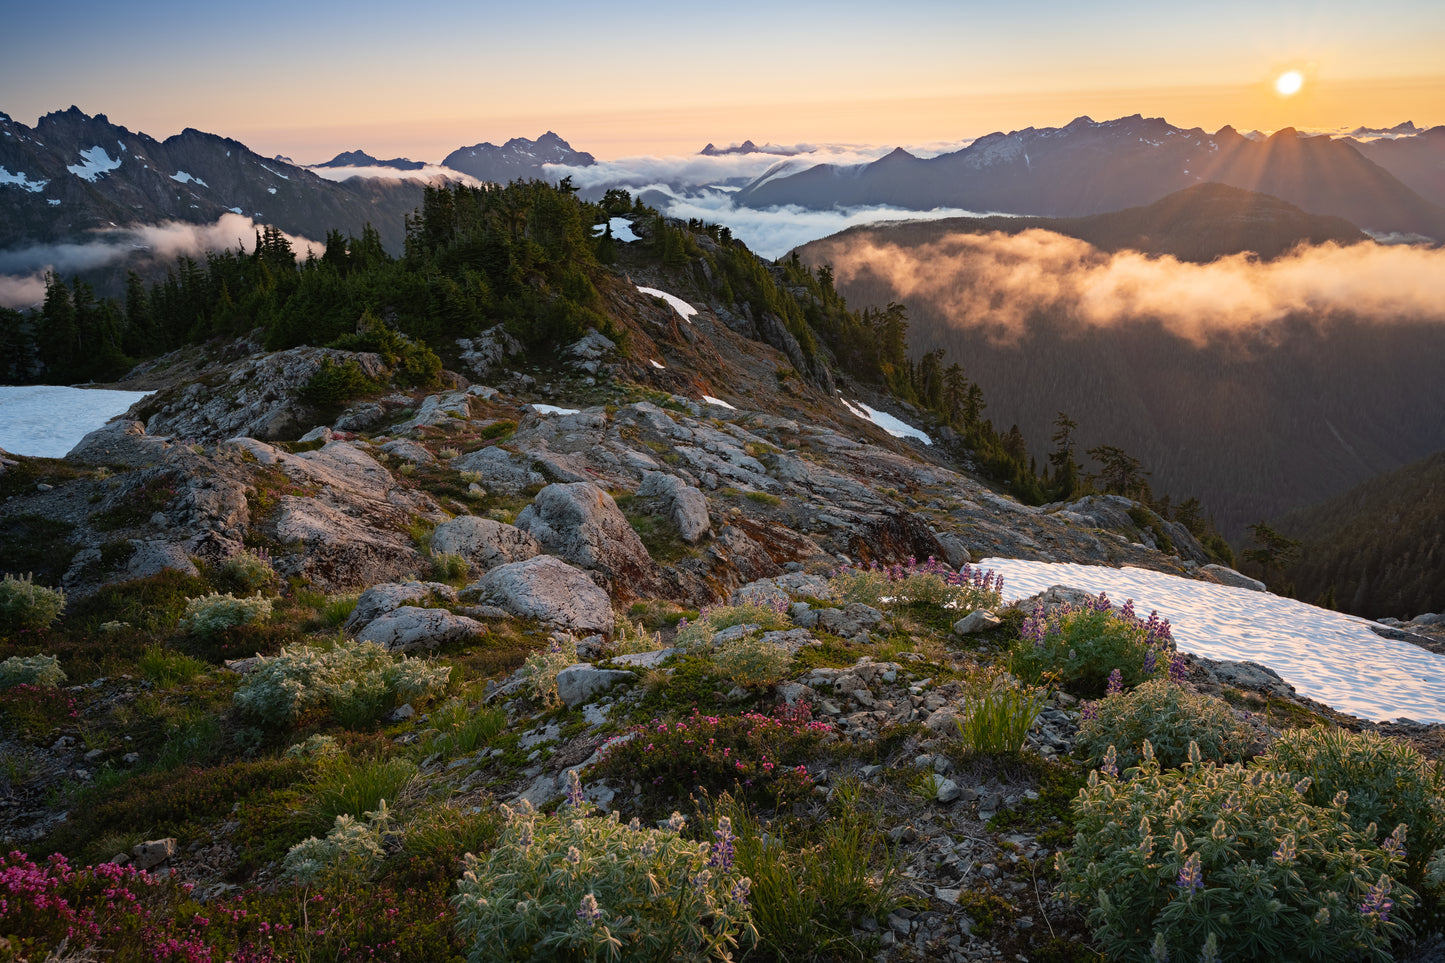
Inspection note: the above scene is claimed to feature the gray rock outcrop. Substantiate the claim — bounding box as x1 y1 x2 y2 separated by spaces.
430 516 540 571
355 605 484 652
346 581 459 633
637 471 711 543
514 482 660 593
466 555 614 633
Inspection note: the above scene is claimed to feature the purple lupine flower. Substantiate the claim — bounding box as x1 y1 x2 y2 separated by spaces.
1100 745 1119 779
1107 668 1124 696
577 893 602 927
1168 653 1188 684
730 876 751 904
566 769 586 809
1197 933 1222 963
709 816 737 872
1080 701 1098 723
1273 833 1297 864
566 846 582 865
1142 650 1158 675
1121 599 1137 621
1092 591 1111 613
1294 776 1313 795
1359 876 1394 924
1382 824 1407 861
1177 851 1203 896
1150 933 1171 962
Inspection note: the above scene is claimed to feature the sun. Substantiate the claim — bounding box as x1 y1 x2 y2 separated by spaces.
1275 70 1304 96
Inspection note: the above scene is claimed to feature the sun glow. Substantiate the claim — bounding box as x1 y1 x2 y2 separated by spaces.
1275 71 1304 96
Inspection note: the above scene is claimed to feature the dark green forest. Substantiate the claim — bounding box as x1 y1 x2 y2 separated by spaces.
1277 449 1445 619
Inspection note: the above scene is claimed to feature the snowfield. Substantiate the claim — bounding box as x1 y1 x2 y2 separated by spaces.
978 558 1445 724
67 145 122 182
636 286 696 322
0 386 152 458
840 398 932 445
592 217 641 242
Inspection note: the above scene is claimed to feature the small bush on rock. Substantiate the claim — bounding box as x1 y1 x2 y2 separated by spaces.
1078 678 1253 771
0 572 66 634
1260 727 1445 889
217 547 278 594
1059 746 1414 962
180 592 273 639
1010 594 1175 697
0 653 66 689
452 775 756 962
710 635 793 688
234 637 450 727
523 634 578 707
594 705 831 813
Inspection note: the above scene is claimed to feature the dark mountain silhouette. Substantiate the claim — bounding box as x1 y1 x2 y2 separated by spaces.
0 107 425 253
739 114 1445 240
1346 125 1445 210
314 149 425 171
440 131 594 183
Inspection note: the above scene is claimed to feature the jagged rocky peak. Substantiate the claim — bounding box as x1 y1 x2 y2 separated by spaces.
314 149 425 170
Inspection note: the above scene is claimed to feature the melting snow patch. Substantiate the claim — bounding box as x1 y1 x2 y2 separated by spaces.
267 187 277 195
67 146 122 182
649 359 665 369
228 207 243 214
258 163 290 180
170 170 208 187
0 386 153 458
592 217 641 242
636 286 696 322
701 395 736 410
0 167 48 192
840 398 931 445
47 199 60 206
977 558 1445 724
530 404 581 415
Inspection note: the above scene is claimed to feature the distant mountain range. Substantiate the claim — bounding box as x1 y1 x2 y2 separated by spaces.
738 114 1445 241
440 132 594 183
797 184 1445 538
0 107 427 253
313 150 425 171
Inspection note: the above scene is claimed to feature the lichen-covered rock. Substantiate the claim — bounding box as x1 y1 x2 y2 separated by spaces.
514 482 659 593
346 581 459 633
555 663 634 707
355 605 484 653
465 555 613 633
429 516 539 571
637 471 711 544
273 499 425 592
449 446 546 494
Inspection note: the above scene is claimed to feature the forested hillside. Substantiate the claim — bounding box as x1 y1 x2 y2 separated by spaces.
1279 449 1445 619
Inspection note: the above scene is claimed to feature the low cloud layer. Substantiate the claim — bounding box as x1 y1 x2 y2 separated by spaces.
0 214 322 308
307 164 483 187
814 229 1445 344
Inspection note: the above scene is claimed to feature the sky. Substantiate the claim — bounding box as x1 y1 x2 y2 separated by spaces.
2 0 1442 163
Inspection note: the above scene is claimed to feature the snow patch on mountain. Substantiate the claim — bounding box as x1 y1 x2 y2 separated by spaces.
67 145 121 182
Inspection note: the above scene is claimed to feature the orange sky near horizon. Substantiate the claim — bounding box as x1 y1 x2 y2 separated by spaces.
2 1 1442 162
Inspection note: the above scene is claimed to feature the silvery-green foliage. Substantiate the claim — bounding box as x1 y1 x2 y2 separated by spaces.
1077 678 1253 771
610 615 661 655
284 799 393 886
1060 749 1413 962
673 603 790 650
710 635 793 688
0 653 66 689
285 733 341 760
180 592 273 639
219 548 277 593
453 780 755 962
0 573 66 633
1427 849 1445 889
1260 727 1445 886
233 637 450 727
523 635 578 707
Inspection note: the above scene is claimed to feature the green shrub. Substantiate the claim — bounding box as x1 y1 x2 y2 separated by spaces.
1077 678 1253 771
1059 747 1414 963
1010 594 1174 697
0 653 66 689
430 550 469 584
180 592 273 639
1260 727 1445 889
710 634 793 688
302 357 381 408
522 635 578 707
452 777 756 962
955 669 1046 755
674 602 791 649
285 799 394 886
305 755 417 831
829 558 1002 616
422 701 507 758
216 547 278 594
233 637 451 728
0 572 66 634
154 713 226 770
593 705 828 814
0 683 78 738
137 645 209 686
723 796 899 960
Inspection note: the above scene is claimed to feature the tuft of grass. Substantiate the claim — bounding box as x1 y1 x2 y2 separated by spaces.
744 490 782 507
138 645 209 686
304 755 418 832
422 701 507 758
